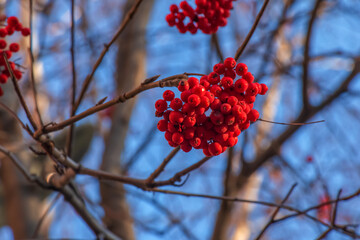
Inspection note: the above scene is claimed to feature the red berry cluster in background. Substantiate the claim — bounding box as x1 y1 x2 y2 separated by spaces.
155 57 268 156
0 16 30 96
166 0 236 34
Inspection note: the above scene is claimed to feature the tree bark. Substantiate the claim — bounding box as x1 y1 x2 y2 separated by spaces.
100 1 154 239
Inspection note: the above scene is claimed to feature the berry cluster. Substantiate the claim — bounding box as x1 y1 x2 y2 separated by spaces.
0 16 30 96
166 0 235 34
155 57 268 156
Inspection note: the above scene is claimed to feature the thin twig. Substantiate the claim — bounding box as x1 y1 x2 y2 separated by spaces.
66 0 78 157
0 102 31 134
258 118 325 126
146 146 180 185
3 53 38 131
74 0 144 111
28 0 43 127
211 33 224 62
153 156 212 187
234 0 270 61
32 193 62 238
254 183 297 240
35 74 186 136
303 0 323 110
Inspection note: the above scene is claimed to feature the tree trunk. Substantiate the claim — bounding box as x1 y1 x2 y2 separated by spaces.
100 1 154 239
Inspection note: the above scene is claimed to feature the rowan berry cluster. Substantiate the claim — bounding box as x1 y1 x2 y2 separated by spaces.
155 57 268 156
166 0 235 34
0 16 30 96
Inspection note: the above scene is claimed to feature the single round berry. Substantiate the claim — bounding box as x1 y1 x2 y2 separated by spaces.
169 111 184 124
235 63 248 76
172 132 184 145
187 77 199 88
208 142 222 156
247 109 259 122
9 43 20 52
157 119 168 132
178 80 189 92
155 99 167 112
163 90 175 101
0 74 7 84
224 57 236 69
234 79 248 93
21 27 30 36
0 40 6 49
259 83 268 95
7 16 19 26
188 94 201 107
170 98 183 110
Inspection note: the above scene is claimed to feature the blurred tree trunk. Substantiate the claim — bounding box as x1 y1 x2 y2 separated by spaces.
100 0 154 239
0 2 51 238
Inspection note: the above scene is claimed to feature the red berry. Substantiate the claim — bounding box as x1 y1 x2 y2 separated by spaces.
0 40 6 49
178 80 189 92
0 74 7 83
187 77 199 88
166 14 176 26
9 43 20 52
170 98 183 110
7 16 19 26
188 94 201 107
224 69 236 79
259 83 268 95
169 111 184 124
210 98 222 110
227 96 238 106
155 99 167 112
184 116 196 127
234 79 248 93
225 115 235 125
180 142 192 152
199 96 211 108
163 90 175 101
170 4 179 13
13 70 22 80
190 137 201 148
157 119 168 132
213 63 225 74
235 63 248 76
221 77 233 89
243 72 254 83
210 111 224 125
210 85 222 97
172 132 184 145
181 90 192 102
208 142 222 156
0 28 7 37
208 72 220 84
21 27 30 36
5 26 14 35
184 128 195 139
224 57 236 69
220 103 232 114
247 109 259 122
246 83 259 96
191 85 206 96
